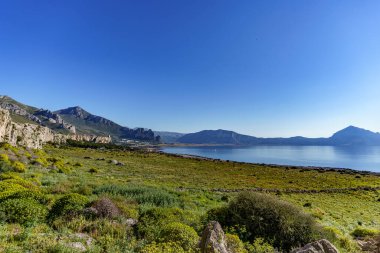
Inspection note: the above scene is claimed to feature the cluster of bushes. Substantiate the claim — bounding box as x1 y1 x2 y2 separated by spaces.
0 174 47 225
0 169 363 253
0 154 26 173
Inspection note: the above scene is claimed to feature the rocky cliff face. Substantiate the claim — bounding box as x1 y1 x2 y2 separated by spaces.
0 109 111 149
0 99 42 124
34 109 76 134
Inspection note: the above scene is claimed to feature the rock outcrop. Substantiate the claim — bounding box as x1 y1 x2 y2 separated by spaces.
199 221 229 253
0 99 42 124
34 109 76 134
0 109 111 149
292 239 339 253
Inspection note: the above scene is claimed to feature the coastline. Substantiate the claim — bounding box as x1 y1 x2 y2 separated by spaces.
156 149 380 176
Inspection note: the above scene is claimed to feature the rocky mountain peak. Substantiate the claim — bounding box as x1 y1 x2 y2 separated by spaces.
57 106 90 119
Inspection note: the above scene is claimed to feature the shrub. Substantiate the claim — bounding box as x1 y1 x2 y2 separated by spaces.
0 190 46 204
57 167 71 174
207 192 320 252
0 198 47 225
140 242 186 253
88 197 121 219
225 234 248 253
138 207 189 242
0 154 10 164
12 161 26 173
0 181 27 193
351 227 379 238
245 238 275 253
32 157 48 167
0 177 38 190
48 193 89 222
88 168 98 173
160 222 199 251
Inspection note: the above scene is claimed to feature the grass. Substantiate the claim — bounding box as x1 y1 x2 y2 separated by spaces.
0 144 379 252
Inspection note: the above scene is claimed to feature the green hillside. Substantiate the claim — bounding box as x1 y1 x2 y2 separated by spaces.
0 143 378 252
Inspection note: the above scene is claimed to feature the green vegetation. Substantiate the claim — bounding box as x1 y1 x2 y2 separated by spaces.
0 143 378 252
207 192 320 252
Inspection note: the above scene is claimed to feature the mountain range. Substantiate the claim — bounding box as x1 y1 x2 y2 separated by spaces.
1 95 379 146
0 95 159 143
175 127 380 146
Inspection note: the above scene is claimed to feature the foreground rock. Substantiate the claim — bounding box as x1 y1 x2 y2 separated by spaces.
357 238 380 252
0 108 111 149
199 221 229 253
292 239 339 253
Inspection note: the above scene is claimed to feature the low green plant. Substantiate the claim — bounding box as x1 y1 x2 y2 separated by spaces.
207 192 320 252
48 193 89 222
225 233 248 253
0 190 46 204
351 227 379 238
138 207 191 242
32 157 48 167
12 161 26 173
245 238 275 253
140 241 186 253
94 185 179 207
0 154 10 164
0 198 47 225
159 222 199 251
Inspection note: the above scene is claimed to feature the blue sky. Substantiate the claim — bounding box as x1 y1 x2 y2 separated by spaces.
0 1 379 137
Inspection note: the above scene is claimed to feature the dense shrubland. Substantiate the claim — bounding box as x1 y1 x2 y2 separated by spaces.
0 143 378 252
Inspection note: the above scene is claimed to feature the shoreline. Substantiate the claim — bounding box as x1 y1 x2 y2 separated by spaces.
155 149 380 176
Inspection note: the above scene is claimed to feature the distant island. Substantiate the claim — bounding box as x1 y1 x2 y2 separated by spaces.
158 127 380 146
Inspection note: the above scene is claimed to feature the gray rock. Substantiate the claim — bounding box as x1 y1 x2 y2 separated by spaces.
125 218 138 226
67 242 86 252
199 221 229 253
292 239 339 253
357 238 380 252
0 108 111 149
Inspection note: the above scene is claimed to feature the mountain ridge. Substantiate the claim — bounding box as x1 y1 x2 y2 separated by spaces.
0 95 159 143
176 126 380 146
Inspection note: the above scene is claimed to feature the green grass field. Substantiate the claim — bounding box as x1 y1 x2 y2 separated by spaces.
0 143 379 252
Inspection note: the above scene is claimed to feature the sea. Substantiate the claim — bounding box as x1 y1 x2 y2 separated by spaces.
161 145 380 172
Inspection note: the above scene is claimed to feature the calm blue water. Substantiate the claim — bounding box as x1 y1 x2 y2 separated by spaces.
161 146 380 172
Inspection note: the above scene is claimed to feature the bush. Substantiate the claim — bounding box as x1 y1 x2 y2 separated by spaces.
88 197 121 219
0 177 38 190
160 222 199 251
48 193 89 222
225 234 247 253
88 168 98 173
0 181 27 193
245 238 275 253
12 161 26 173
0 154 10 164
138 207 189 242
207 192 320 252
140 242 186 253
32 157 48 167
0 198 47 225
351 227 379 238
0 190 46 204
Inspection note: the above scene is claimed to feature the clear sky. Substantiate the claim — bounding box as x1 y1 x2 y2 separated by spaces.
1 1 379 137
